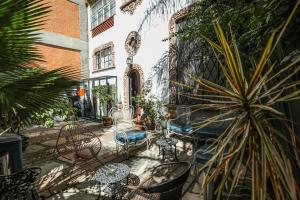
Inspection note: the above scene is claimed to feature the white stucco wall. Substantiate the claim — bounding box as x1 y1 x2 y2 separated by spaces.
87 0 193 104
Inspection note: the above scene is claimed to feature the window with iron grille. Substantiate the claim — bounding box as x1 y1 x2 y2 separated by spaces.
91 0 116 29
95 47 112 70
175 17 225 105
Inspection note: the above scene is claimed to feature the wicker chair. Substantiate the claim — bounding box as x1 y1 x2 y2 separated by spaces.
128 161 191 200
112 106 150 158
56 123 102 162
0 167 41 200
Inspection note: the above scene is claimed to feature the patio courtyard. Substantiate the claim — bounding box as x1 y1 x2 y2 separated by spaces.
1 0 300 199
21 119 201 200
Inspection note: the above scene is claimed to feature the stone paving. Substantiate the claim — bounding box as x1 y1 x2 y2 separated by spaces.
22 119 202 200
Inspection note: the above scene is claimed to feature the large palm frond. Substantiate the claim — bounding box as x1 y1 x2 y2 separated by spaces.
0 0 79 132
138 0 184 32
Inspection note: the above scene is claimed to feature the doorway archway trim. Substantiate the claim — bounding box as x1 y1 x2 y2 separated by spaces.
123 64 144 108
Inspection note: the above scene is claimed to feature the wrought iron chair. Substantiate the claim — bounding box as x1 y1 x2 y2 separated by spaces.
166 105 193 137
112 106 150 158
0 167 41 200
128 161 191 200
56 123 102 162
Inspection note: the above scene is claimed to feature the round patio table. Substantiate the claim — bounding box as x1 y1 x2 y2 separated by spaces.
94 163 130 199
156 138 178 161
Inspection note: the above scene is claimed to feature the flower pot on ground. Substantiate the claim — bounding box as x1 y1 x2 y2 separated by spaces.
133 107 143 125
134 92 158 130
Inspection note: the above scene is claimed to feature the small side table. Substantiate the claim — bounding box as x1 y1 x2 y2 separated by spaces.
156 138 178 161
94 163 130 200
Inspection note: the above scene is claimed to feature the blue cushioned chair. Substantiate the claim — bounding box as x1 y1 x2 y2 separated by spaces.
112 106 149 159
166 105 192 137
116 130 147 143
169 123 193 135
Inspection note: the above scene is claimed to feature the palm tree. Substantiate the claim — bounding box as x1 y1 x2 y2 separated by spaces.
0 0 79 133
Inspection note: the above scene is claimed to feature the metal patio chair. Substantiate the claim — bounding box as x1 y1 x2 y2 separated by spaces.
0 167 41 200
56 123 102 162
166 105 193 137
112 106 150 158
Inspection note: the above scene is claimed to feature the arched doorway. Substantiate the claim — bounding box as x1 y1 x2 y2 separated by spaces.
128 69 140 106
124 64 144 108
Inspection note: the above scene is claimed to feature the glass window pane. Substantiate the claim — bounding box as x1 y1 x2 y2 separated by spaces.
98 11 103 24
101 57 105 68
104 5 109 19
100 79 106 85
110 1 115 15
91 0 115 27
95 54 98 68
107 77 117 104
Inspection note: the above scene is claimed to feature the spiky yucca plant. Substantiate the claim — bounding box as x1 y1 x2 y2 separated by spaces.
0 0 79 133
176 1 300 199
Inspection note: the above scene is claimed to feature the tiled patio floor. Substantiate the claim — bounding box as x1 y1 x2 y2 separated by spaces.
22 119 202 199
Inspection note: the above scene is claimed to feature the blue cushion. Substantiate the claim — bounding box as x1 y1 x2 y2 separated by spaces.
116 130 146 143
169 123 193 134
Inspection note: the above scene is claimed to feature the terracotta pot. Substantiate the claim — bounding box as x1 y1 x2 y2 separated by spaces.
102 116 113 126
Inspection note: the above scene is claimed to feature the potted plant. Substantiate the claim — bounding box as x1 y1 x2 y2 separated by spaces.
135 92 158 130
176 14 300 199
92 85 114 126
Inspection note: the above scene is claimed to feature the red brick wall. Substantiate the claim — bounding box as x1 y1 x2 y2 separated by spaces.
35 44 81 77
42 0 80 39
92 16 114 37
34 0 81 78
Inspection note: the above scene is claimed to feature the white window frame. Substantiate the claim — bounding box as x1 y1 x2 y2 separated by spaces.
91 0 116 29
95 47 112 70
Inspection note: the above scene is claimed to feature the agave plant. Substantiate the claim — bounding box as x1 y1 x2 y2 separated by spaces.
0 0 79 133
174 1 300 199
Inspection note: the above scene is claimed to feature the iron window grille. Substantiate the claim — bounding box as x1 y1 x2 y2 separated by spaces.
175 18 226 105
